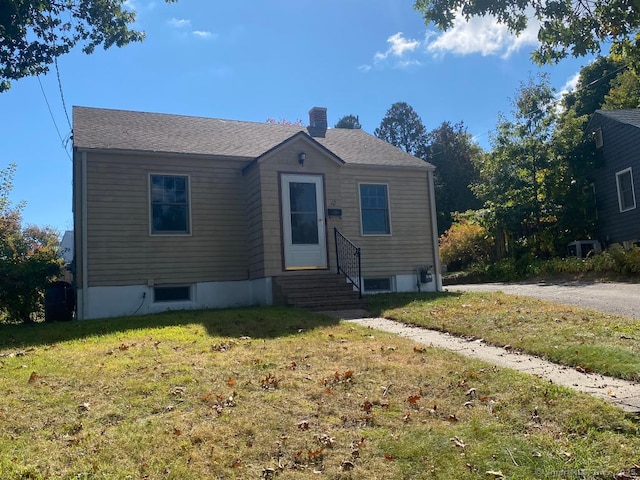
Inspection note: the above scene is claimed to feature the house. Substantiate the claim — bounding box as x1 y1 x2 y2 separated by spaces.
72 106 441 320
588 109 640 247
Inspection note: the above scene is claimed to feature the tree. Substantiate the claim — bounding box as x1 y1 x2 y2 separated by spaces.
414 0 640 65
473 75 563 256
562 56 627 116
0 0 176 92
334 114 361 129
1 164 61 322
424 121 482 233
602 69 640 109
374 102 427 156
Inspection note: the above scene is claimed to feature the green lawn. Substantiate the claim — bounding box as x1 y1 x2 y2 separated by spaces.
367 291 640 381
0 306 638 479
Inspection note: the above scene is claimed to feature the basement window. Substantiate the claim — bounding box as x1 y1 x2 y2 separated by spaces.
363 278 391 292
154 285 191 303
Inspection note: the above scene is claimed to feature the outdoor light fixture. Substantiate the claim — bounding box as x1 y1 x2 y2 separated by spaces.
298 152 306 165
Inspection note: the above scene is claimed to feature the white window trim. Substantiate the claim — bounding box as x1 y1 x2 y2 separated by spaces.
148 173 193 236
358 182 392 236
616 167 636 213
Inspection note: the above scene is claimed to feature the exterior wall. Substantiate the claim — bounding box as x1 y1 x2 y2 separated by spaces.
255 138 343 277
592 117 640 245
75 151 252 290
78 278 272 320
339 166 435 280
245 162 265 279
252 138 436 284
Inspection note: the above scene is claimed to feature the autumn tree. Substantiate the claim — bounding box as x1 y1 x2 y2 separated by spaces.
602 69 640 109
0 164 61 323
0 0 176 92
424 121 482 233
414 0 640 66
334 115 362 129
374 102 427 156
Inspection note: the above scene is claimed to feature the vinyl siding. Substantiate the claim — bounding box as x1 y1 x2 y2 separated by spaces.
245 163 265 279
78 151 251 287
592 116 640 244
252 137 434 278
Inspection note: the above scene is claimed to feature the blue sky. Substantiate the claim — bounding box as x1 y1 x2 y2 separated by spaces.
1 0 596 234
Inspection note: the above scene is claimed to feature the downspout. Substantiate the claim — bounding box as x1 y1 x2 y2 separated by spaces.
81 151 89 319
427 170 443 291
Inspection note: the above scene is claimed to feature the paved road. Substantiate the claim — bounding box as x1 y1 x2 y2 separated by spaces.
446 281 640 319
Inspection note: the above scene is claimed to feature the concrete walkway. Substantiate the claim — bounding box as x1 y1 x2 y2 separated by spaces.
333 312 640 413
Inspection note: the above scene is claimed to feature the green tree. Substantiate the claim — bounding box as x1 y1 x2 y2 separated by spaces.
0 0 176 92
1 164 61 323
425 121 482 234
414 0 640 65
562 56 627 116
474 75 562 256
374 102 427 156
602 69 640 109
334 114 361 129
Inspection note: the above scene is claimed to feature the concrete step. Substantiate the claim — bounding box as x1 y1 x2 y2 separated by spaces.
274 274 365 312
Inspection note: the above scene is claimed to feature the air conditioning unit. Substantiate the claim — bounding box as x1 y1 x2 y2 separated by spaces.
593 128 603 148
567 240 601 259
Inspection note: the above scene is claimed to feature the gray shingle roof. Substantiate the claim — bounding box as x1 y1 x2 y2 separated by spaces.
594 109 640 128
73 106 433 170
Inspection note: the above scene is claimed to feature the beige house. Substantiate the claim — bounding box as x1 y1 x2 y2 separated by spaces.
72 106 442 320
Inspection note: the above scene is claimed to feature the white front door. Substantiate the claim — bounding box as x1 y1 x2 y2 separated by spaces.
281 174 327 270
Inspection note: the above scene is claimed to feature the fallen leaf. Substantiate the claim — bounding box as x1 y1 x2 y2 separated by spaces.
78 402 90 412
28 372 39 384
383 453 394 461
341 460 355 471
451 436 466 449
407 395 421 405
486 471 505 478
297 420 310 431
227 377 236 387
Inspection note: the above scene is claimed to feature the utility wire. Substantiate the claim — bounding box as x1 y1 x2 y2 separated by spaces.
37 75 72 161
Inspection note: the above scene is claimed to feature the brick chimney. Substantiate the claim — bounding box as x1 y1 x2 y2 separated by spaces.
308 107 327 129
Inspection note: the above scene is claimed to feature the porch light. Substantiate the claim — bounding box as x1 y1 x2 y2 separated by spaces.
298 152 306 165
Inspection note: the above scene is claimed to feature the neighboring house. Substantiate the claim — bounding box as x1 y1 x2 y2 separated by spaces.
73 106 441 320
588 109 640 247
60 230 74 265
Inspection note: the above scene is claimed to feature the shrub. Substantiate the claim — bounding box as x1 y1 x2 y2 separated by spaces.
439 213 494 271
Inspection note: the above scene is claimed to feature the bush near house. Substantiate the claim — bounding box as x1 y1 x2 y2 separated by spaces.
1 164 62 323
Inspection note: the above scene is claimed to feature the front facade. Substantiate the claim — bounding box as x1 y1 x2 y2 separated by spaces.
588 110 640 246
73 106 441 320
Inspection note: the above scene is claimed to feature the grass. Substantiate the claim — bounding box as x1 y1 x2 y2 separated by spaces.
0 306 639 479
367 291 640 381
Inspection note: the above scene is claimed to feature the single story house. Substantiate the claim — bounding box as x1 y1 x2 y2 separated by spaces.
72 106 441 320
588 109 640 247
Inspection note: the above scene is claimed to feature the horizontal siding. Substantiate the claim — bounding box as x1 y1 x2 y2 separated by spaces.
593 117 640 244
83 152 251 286
245 165 265 278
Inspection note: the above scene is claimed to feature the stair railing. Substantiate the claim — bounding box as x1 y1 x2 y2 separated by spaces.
334 228 362 299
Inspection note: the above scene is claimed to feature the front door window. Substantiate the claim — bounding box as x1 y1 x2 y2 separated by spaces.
290 182 319 244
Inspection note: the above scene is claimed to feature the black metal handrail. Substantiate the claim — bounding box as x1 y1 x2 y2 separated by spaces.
334 228 362 298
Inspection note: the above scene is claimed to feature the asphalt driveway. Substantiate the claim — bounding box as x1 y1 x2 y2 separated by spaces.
447 281 640 319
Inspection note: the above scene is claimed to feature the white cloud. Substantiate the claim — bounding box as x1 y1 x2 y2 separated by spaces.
169 18 191 28
375 32 420 62
559 72 581 97
192 30 215 39
425 11 539 59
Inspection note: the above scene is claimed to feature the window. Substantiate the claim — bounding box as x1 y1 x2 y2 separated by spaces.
616 168 636 213
150 174 190 234
363 278 391 292
154 286 191 302
359 184 390 235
